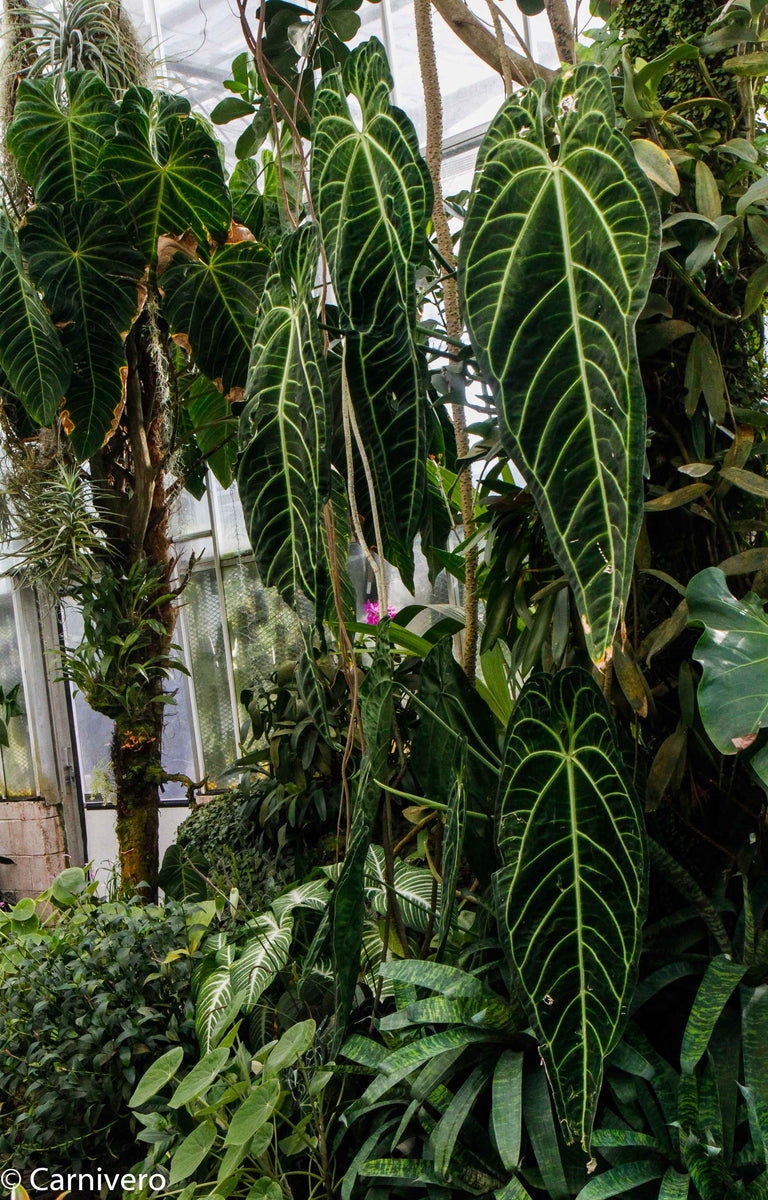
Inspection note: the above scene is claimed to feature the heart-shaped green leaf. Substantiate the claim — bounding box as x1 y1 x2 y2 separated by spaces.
0 215 71 424
494 668 647 1151
460 65 660 663
162 241 269 393
687 566 768 764
94 88 231 259
21 201 146 459
7 71 116 203
237 225 330 620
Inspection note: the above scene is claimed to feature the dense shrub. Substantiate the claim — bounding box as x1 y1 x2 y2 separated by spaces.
175 791 295 908
0 893 198 1173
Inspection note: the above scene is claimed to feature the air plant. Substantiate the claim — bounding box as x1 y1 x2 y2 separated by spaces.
0 680 23 798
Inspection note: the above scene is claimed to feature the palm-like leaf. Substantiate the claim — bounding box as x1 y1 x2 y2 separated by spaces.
310 38 432 584
162 242 270 394
460 66 660 663
21 201 146 459
94 88 231 259
237 225 330 619
7 71 116 203
495 668 647 1151
0 215 71 424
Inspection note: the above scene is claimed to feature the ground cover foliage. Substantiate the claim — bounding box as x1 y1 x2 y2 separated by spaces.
3 0 768 1196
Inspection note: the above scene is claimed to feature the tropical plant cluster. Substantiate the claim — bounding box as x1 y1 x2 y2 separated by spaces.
3 0 768 1196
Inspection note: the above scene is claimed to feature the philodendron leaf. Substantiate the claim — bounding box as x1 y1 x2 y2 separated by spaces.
162 241 270 393
494 668 647 1151
460 65 660 664
184 372 238 490
237 225 331 620
7 71 116 203
21 201 146 460
311 37 432 585
687 568 768 779
230 909 293 1011
0 215 71 424
94 88 231 259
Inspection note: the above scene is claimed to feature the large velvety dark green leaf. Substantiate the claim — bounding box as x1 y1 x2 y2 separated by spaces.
311 38 432 584
0 214 71 424
494 668 647 1151
237 225 330 619
687 567 768 784
411 638 498 811
162 241 270 394
460 66 660 664
94 89 231 259
7 72 116 203
21 202 146 459
331 622 392 1044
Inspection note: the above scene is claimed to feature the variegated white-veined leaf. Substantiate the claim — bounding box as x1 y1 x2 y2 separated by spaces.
460 65 660 663
365 844 443 934
237 225 331 622
230 909 294 1012
93 88 231 260
7 71 116 203
21 201 146 460
310 38 432 587
195 963 241 1054
162 241 270 394
0 214 71 424
494 668 647 1152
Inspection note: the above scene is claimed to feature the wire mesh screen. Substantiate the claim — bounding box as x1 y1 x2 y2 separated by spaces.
183 565 236 787
0 586 35 797
223 560 305 701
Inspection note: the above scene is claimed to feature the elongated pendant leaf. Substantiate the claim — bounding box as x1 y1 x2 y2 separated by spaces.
494 668 647 1151
0 215 71 424
460 66 660 663
237 225 330 619
8 72 116 203
21 201 146 459
311 38 432 582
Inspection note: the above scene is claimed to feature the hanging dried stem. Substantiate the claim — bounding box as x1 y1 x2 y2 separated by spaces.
414 0 479 683
485 0 513 95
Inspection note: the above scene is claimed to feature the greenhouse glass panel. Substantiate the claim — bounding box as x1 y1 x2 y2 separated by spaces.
0 579 35 798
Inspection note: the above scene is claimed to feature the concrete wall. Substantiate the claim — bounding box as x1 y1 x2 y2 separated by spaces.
84 805 190 892
0 798 69 901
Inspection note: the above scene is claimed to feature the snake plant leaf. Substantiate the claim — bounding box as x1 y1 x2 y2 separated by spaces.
460 65 660 664
21 201 146 460
687 567 768 776
237 226 330 620
331 623 392 1043
0 215 71 424
162 241 270 394
494 668 647 1151
94 88 231 259
311 38 432 582
680 954 746 1075
435 741 468 959
7 72 116 203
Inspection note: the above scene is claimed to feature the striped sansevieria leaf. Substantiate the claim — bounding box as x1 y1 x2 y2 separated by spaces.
310 38 432 586
94 88 231 259
7 72 116 203
162 241 270 394
460 65 660 664
0 215 71 424
237 225 330 620
21 201 146 460
494 668 647 1151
